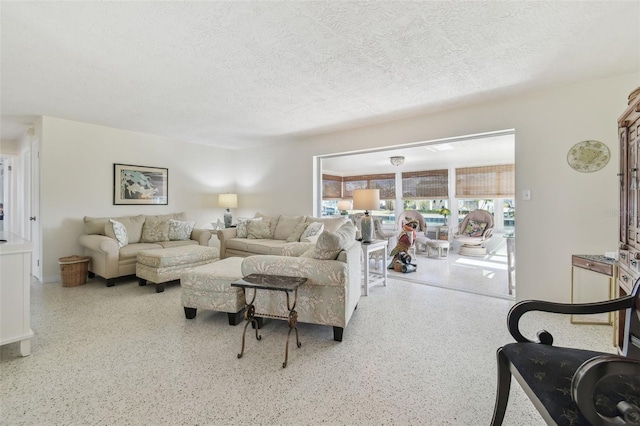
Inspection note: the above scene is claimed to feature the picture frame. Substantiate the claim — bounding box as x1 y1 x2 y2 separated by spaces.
113 163 168 205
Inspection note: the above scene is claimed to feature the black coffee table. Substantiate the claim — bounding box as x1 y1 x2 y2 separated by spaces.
231 274 307 368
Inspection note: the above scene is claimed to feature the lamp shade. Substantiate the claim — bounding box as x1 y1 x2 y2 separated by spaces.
352 189 380 211
337 200 352 211
218 193 238 208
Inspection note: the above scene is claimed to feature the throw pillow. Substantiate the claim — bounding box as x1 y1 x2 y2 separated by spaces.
273 215 305 240
301 222 356 260
255 212 278 235
107 219 128 248
141 220 170 243
247 220 273 239
463 220 488 237
300 222 324 242
286 222 309 243
168 219 195 241
236 217 262 238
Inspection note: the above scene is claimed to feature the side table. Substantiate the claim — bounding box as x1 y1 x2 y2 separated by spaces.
231 274 307 368
360 240 388 296
570 255 617 325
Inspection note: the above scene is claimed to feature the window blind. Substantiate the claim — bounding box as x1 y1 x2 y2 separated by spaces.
401 170 449 199
322 174 342 199
455 164 515 198
343 173 396 199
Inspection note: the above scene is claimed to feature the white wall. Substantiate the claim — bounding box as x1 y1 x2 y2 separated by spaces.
235 73 639 303
40 117 235 282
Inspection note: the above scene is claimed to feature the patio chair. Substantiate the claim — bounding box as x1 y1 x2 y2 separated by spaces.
454 209 494 256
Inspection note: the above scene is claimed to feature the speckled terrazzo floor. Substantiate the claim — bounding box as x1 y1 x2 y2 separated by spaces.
1 272 614 425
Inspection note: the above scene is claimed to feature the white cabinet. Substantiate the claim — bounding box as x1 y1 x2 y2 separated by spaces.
0 232 33 356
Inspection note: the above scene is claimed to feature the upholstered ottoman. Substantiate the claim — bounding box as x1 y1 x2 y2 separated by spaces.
136 245 220 293
180 257 246 325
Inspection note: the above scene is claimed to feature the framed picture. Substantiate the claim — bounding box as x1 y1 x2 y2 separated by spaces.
113 163 168 205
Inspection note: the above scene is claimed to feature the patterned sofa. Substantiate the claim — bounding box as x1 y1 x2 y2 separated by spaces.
79 212 212 287
239 221 361 341
217 214 349 258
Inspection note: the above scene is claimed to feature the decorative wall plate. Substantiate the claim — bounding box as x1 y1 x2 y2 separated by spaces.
567 140 610 173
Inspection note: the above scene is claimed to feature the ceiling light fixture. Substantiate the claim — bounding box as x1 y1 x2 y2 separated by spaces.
390 156 405 166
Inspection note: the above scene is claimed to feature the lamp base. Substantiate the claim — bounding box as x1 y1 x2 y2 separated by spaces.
224 209 232 228
361 214 374 243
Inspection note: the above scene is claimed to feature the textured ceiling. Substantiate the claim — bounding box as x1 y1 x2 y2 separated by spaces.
1 1 638 150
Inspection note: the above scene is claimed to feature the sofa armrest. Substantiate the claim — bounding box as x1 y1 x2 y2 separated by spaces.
190 228 212 246
216 228 237 258
78 234 120 279
241 255 349 287
78 234 119 255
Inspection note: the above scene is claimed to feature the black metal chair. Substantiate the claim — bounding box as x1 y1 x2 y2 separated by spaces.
491 279 640 425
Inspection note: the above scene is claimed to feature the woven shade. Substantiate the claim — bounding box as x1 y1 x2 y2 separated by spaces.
455 164 515 198
322 174 342 199
343 173 395 199
402 169 448 199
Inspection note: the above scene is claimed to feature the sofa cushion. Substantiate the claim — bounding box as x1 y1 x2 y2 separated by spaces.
226 238 251 252
168 219 195 241
246 239 288 255
236 217 262 238
107 219 128 248
304 216 349 233
145 212 187 222
119 242 164 261
247 221 273 239
300 222 324 242
141 220 170 243
282 242 315 257
84 214 145 242
301 222 356 260
286 222 309 242
256 212 279 236
273 215 305 240
464 219 487 237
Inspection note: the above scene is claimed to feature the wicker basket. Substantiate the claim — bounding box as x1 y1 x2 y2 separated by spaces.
59 255 90 287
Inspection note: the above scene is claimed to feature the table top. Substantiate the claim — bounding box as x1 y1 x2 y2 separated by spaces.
231 274 307 292
572 254 617 266
360 239 388 247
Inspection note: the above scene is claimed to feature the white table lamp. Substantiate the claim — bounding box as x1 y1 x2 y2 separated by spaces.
337 200 352 215
353 189 380 243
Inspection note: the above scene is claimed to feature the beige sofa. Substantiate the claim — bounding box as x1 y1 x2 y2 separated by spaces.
217 214 349 258
79 213 212 287
239 220 361 341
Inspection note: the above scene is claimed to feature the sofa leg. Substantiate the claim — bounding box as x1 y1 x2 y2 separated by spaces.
227 309 245 325
184 307 197 319
155 283 165 293
106 279 115 287
333 327 344 342
88 271 95 278
138 278 147 286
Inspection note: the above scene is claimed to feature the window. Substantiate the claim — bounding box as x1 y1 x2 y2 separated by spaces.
402 199 449 226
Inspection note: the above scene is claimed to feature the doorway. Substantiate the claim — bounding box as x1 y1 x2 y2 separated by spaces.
316 130 516 299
